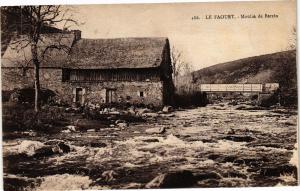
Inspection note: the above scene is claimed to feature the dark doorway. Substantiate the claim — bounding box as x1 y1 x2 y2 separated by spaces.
106 89 116 103
75 88 83 104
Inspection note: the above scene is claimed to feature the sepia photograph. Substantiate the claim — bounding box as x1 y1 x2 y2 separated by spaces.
0 0 298 190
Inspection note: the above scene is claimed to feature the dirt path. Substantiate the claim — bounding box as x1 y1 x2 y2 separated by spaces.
3 104 298 190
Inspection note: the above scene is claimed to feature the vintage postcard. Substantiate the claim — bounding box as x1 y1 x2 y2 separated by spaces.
0 0 298 190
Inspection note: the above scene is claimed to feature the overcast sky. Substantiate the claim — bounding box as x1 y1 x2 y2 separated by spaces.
64 0 296 70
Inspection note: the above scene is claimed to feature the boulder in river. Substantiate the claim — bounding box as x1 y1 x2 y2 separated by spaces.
62 129 71 133
33 142 70 158
136 108 152 115
66 125 77 132
224 135 255 142
145 127 165 134
17 140 44 156
58 142 71 153
145 170 196 188
109 111 120 115
122 182 143 189
162 106 173 113
289 143 298 167
102 170 118 182
260 164 297 177
142 113 159 118
160 113 175 118
128 107 136 115
115 119 126 124
90 142 107 148
117 122 128 128
33 146 55 158
226 128 235 135
194 171 222 181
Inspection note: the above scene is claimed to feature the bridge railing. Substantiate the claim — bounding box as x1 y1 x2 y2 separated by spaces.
197 83 279 93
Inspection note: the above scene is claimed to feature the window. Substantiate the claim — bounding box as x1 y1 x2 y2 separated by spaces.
62 69 70 82
139 91 144 97
73 87 86 104
22 67 28 77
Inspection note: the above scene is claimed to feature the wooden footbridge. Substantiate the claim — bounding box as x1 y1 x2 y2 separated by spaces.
198 83 279 93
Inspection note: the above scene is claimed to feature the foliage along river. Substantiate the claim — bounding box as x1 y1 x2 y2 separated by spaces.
2 103 298 190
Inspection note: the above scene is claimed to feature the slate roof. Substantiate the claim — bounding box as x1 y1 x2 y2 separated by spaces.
2 34 168 69
67 37 167 69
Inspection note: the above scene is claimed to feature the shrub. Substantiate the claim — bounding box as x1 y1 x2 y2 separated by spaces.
259 92 279 107
2 103 67 133
174 91 208 108
2 90 12 102
9 87 56 104
279 88 297 107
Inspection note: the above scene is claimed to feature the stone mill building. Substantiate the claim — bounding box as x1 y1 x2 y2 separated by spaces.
1 30 175 107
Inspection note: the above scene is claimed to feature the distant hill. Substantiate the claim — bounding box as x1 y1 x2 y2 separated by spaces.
188 50 297 105
192 50 296 88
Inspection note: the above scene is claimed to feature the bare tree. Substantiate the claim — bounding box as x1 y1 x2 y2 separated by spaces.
273 26 297 106
171 46 186 86
3 6 78 112
288 26 296 51
182 61 194 76
171 46 197 93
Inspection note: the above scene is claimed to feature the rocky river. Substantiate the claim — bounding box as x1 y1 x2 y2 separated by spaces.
2 103 298 190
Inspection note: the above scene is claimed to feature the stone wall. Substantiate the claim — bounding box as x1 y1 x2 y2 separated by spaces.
69 81 163 107
2 68 164 106
2 68 32 90
1 68 69 96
